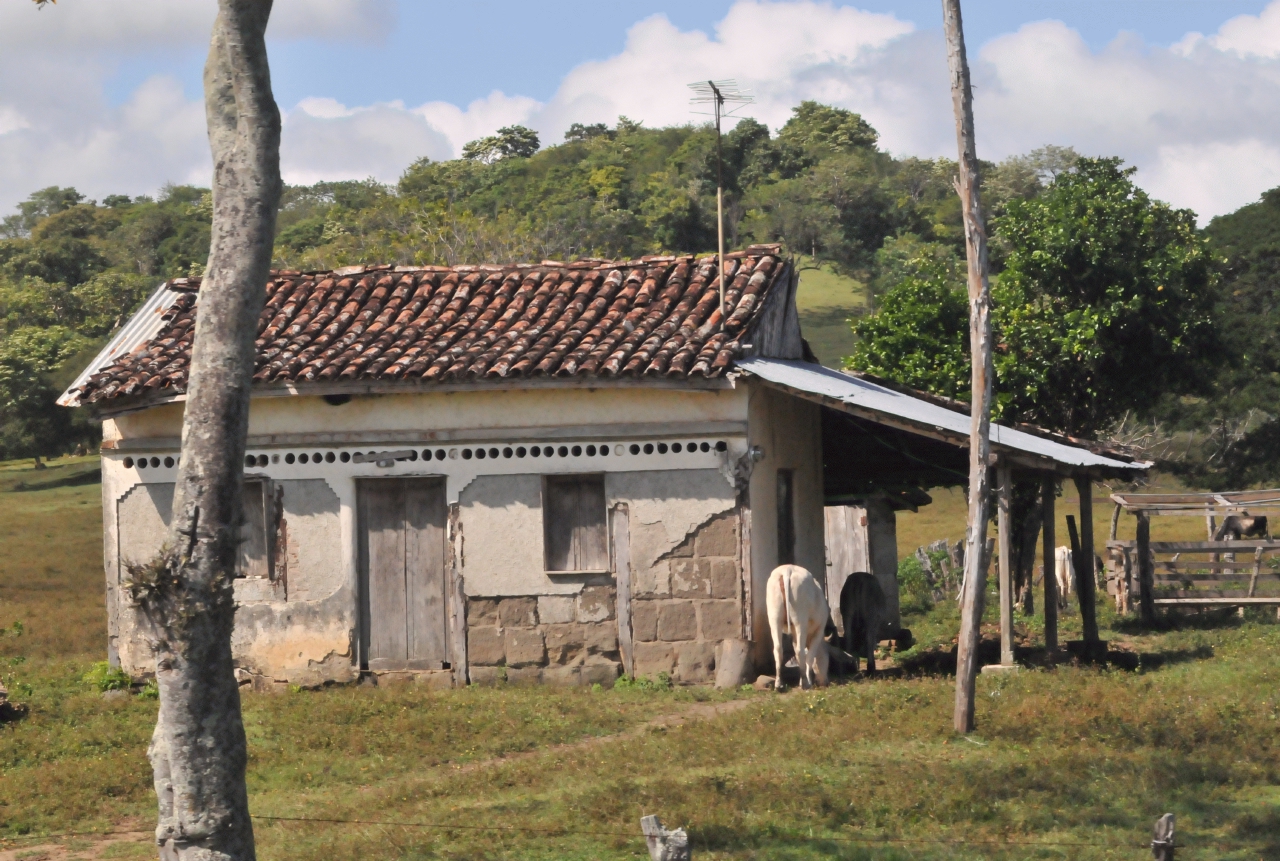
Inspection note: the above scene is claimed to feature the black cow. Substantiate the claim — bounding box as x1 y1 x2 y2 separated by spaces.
839 572 885 674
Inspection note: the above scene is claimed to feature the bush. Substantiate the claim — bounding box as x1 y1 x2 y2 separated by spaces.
613 672 673 692
897 556 934 616
82 661 131 692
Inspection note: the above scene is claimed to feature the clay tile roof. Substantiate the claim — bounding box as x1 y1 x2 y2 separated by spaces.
71 246 789 405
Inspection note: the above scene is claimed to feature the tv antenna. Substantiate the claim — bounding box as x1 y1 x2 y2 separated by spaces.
689 79 753 319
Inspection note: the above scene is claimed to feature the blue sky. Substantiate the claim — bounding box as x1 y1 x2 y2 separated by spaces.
4 0 1280 221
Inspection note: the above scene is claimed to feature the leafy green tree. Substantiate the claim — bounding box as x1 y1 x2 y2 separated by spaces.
0 326 90 459
852 157 1218 439
462 125 540 163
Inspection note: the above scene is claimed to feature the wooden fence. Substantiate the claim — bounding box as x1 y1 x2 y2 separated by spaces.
1107 540 1280 610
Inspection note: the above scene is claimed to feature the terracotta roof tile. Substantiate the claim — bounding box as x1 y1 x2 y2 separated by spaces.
74 247 788 404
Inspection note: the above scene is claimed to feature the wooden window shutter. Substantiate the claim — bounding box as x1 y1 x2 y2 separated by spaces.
544 475 608 572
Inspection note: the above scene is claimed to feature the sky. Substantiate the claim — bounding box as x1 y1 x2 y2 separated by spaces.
3 1 1280 223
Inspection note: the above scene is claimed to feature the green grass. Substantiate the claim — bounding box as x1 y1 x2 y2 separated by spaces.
4 457 1280 859
795 257 867 368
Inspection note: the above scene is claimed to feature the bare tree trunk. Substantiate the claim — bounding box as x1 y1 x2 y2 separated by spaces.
944 0 995 734
128 4 281 860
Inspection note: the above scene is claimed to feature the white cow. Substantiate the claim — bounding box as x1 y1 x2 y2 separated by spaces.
766 564 830 691
1054 545 1074 609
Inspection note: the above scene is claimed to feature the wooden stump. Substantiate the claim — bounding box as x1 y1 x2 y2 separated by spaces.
641 815 691 861
1152 812 1174 860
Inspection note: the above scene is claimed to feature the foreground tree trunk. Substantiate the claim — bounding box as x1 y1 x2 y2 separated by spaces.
126 4 281 859
943 0 996 734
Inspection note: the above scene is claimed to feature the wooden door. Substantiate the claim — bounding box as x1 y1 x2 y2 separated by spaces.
823 505 871 636
358 478 448 671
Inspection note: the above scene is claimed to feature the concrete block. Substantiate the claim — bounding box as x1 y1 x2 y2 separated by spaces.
537 595 576 625
676 641 716 684
506 667 544 686
583 621 618 654
467 626 505 666
715 638 753 689
633 642 677 677
581 656 622 687
542 665 582 687
631 600 658 642
576 585 615 623
466 598 499 626
668 535 694 557
468 666 505 687
709 558 738 599
544 624 585 665
657 601 697 641
671 558 711 597
632 563 670 597
498 597 538 628
415 670 455 691
695 515 738 558
504 628 546 667
699 600 742 641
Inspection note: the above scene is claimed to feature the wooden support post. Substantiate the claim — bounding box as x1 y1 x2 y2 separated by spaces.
997 461 1014 666
1110 503 1122 541
1074 474 1099 644
1248 546 1264 598
1152 813 1175 861
943 0 996 735
1137 510 1156 626
1042 476 1057 651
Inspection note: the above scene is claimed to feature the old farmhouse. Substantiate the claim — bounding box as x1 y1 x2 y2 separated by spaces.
60 245 1143 689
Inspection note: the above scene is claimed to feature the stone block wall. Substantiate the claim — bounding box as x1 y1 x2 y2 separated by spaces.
466 585 622 687
631 512 742 684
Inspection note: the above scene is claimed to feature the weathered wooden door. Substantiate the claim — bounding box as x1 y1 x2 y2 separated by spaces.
358 478 448 671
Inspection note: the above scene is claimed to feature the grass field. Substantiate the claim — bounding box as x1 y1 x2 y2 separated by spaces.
3 457 1280 860
794 258 867 368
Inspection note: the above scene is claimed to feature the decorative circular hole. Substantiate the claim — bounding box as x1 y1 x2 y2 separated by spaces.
629 444 640 455
558 445 569 457
601 445 610 456
258 455 268 467
325 452 336 463
643 443 654 455
163 456 174 468
503 447 513 458
285 453 296 464
657 443 668 454
571 445 582 457
475 448 485 459
715 440 727 452
313 452 323 463
436 450 447 461
138 458 149 470
688 441 698 451
462 449 473 460
614 444 624 455
530 446 541 457
488 447 499 459
408 451 418 461
150 457 161 468
586 445 597 456
123 457 134 469
672 443 682 453
299 453 309 464
272 454 280 464
516 447 527 458
448 449 458 459
340 452 351 463
700 442 710 452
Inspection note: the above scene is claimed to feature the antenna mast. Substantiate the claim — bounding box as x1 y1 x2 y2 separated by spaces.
689 79 752 320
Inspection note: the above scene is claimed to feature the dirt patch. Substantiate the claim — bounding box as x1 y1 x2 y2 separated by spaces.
0 824 150 861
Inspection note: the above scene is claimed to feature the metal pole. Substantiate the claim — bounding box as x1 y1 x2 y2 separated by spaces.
710 80 726 320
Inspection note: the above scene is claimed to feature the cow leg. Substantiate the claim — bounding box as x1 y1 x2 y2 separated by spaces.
795 628 811 690
865 626 877 675
843 610 860 674
772 632 786 692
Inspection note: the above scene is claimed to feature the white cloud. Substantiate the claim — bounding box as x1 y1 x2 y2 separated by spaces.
7 0 1280 223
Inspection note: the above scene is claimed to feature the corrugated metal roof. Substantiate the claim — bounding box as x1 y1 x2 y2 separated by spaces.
57 281 184 407
736 357 1148 474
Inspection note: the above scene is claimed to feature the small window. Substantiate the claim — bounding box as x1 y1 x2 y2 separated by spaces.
544 475 608 572
777 469 795 566
239 479 275 579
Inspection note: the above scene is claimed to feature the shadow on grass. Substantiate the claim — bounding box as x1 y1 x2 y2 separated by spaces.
690 825 912 861
6 466 101 493
893 635 1217 677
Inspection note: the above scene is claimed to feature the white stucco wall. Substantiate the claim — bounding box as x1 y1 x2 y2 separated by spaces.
745 382 825 655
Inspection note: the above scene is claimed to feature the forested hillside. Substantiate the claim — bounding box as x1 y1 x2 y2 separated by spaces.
1 102 1277 484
